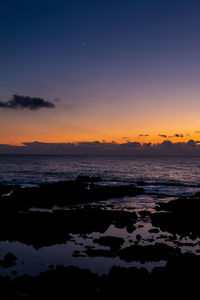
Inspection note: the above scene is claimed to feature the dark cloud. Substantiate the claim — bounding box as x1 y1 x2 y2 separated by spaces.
0 95 55 110
159 134 184 138
195 131 200 134
187 139 200 146
1 140 200 156
172 133 184 138
139 134 149 137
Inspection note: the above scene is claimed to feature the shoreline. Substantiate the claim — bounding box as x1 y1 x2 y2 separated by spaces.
0 177 199 297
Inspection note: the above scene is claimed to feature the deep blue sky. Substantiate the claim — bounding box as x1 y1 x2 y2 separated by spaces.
1 0 200 144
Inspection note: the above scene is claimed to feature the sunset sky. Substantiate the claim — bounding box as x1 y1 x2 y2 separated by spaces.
1 0 200 145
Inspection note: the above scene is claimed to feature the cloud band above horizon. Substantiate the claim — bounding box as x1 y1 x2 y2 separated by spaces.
0 140 200 156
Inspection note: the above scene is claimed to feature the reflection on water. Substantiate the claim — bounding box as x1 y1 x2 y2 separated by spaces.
0 214 199 277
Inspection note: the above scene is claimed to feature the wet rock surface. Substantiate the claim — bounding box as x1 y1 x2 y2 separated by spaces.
83 241 182 261
0 254 200 298
151 193 200 237
0 181 143 211
85 248 117 258
76 175 103 182
0 207 137 248
0 181 200 297
0 253 17 268
93 236 124 250
0 184 19 197
118 243 181 262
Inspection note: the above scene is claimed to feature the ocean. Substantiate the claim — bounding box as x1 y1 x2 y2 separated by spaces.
1 154 200 196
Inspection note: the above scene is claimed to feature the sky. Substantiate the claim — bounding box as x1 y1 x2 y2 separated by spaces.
1 0 200 146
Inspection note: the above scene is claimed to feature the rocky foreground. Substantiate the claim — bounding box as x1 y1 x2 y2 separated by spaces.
0 178 200 298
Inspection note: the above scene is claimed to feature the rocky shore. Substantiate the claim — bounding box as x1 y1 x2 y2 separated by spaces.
0 177 200 298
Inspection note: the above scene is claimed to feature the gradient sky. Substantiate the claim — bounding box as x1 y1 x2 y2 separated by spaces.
1 0 200 145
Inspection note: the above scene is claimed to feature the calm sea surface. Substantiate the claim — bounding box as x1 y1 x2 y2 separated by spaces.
0 155 200 197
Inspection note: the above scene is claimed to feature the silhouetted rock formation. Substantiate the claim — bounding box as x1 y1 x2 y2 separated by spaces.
151 193 200 237
1 255 200 298
0 207 137 248
0 253 17 268
0 183 19 197
118 243 181 262
93 236 124 250
76 175 102 182
0 181 143 211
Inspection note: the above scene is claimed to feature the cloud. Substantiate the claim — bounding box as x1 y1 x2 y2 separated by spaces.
172 133 184 138
139 134 149 137
195 131 200 134
1 140 200 156
159 134 184 138
0 95 55 110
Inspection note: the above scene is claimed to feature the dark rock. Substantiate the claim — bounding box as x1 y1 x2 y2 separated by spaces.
0 253 17 268
0 181 143 211
0 207 137 248
138 224 144 228
173 240 195 247
101 266 151 297
150 193 200 237
157 234 171 239
150 211 200 237
85 248 117 258
11 270 17 275
0 276 13 295
126 224 136 233
76 175 102 182
156 194 200 213
136 234 142 241
139 211 151 218
0 256 200 297
148 228 159 233
136 181 148 186
0 183 20 197
73 251 86 257
85 245 95 249
48 264 55 269
146 238 154 242
151 253 200 292
14 265 99 297
118 243 181 262
93 236 124 250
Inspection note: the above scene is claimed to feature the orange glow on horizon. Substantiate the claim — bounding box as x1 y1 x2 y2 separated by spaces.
1 133 199 146
1 96 200 146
